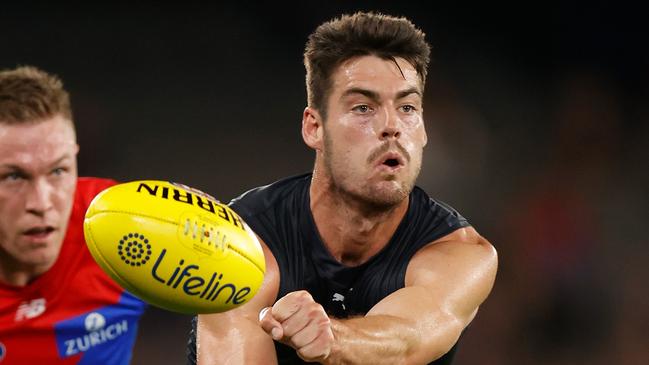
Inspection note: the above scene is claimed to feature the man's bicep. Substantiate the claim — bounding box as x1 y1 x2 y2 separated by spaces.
360 227 496 361
407 226 497 320
197 236 280 364
369 226 497 323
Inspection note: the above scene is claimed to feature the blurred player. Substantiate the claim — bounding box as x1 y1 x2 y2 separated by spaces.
191 12 497 364
0 66 146 364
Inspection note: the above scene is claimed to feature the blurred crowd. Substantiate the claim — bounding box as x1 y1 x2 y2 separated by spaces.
425 69 648 364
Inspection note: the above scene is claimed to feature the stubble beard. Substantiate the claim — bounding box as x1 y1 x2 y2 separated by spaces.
322 135 419 212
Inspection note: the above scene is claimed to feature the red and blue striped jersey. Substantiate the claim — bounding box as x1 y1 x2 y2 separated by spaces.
0 178 147 364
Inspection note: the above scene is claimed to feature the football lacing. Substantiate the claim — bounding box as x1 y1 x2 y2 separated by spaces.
183 218 227 252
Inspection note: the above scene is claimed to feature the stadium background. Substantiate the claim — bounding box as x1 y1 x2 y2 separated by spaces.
2 2 647 364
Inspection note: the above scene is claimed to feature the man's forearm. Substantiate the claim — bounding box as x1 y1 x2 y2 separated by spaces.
324 313 462 365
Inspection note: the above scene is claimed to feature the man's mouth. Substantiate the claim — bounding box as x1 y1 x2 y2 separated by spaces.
382 158 401 167
23 226 56 238
378 152 405 169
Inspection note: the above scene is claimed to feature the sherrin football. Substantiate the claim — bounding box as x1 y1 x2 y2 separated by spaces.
83 180 265 314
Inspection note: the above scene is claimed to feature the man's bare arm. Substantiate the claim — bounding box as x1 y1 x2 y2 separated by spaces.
197 240 280 364
260 226 498 364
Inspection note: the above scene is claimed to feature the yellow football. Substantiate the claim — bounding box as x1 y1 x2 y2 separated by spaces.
83 180 265 314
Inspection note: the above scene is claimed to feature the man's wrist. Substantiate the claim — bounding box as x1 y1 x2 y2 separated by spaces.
320 318 345 365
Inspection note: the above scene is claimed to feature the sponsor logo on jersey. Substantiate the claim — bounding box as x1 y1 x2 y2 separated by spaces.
0 341 6 362
62 312 128 356
54 294 143 362
15 298 46 321
84 312 106 332
332 293 346 311
332 293 345 302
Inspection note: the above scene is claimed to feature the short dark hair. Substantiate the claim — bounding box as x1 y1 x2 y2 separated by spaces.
0 66 72 125
304 12 431 119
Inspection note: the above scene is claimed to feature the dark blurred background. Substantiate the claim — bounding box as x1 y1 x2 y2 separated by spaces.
3 1 648 364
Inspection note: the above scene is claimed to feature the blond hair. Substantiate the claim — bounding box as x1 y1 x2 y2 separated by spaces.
0 66 72 124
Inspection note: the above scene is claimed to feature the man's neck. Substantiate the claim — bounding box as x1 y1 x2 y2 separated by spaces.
0 257 47 287
309 175 409 267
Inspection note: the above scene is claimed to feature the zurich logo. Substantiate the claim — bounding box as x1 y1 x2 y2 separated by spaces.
0 341 6 362
84 312 106 332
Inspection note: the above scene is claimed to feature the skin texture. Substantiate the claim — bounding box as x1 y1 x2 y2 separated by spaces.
198 55 498 364
0 115 78 287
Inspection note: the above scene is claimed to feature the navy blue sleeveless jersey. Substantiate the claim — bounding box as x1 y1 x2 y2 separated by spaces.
188 173 470 364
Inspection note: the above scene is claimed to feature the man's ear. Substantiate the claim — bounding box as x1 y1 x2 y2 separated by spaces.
302 107 324 151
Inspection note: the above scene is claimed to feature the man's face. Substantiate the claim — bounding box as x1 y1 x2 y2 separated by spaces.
320 55 427 207
0 115 78 275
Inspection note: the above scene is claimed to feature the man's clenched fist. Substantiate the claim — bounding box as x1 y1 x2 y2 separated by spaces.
259 290 336 362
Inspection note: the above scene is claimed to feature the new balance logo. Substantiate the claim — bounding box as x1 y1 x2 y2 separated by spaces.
15 298 46 321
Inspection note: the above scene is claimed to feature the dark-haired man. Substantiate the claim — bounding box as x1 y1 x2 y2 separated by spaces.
192 12 497 364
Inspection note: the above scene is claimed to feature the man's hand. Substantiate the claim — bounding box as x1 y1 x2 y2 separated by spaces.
259 290 335 362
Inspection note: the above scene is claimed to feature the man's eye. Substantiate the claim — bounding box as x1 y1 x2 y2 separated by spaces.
1 172 23 182
353 105 371 113
52 167 67 176
401 105 416 113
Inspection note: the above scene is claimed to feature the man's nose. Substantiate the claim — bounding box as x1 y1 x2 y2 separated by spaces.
379 108 401 140
25 179 53 216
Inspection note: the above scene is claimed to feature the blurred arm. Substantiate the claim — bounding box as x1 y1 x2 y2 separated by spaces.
197 239 280 364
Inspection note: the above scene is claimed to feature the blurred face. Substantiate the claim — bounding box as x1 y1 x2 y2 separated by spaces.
0 115 78 276
318 55 427 207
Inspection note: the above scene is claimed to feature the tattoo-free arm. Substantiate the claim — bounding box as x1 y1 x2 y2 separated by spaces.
324 226 497 364
197 240 280 364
